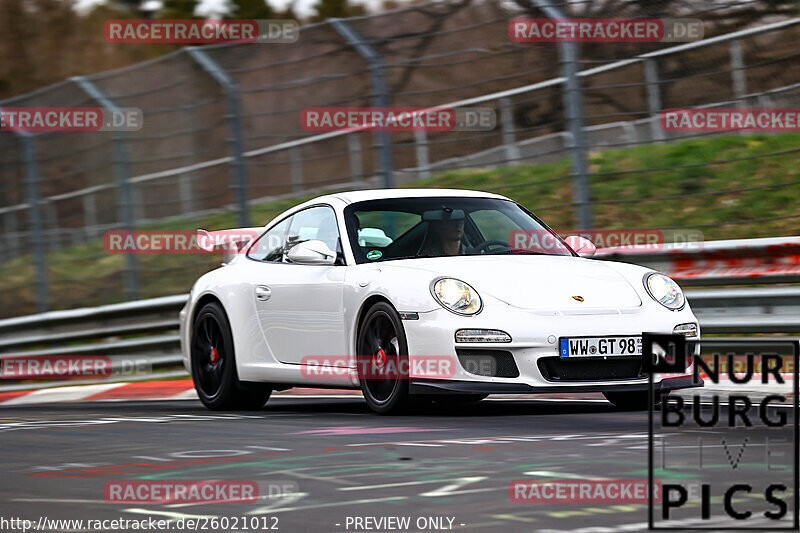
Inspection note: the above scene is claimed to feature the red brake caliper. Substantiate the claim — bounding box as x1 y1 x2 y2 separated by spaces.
210 347 219 365
374 348 386 368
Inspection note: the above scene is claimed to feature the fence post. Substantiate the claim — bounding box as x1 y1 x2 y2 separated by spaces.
331 18 394 189
622 121 638 145
499 97 520 165
82 193 98 240
72 75 140 301
3 210 19 259
186 47 250 227
132 185 145 222
413 129 431 180
17 132 49 312
0 163 5 258
528 0 592 229
178 174 193 215
45 201 60 252
289 146 303 193
644 59 665 142
182 103 198 213
730 39 747 106
348 133 365 186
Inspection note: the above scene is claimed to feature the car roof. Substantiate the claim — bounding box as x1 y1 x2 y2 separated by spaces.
323 188 511 204
261 188 515 229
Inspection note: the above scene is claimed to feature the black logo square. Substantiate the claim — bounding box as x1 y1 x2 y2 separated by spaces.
642 333 686 373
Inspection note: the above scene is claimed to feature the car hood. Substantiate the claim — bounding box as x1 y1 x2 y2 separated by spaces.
386 255 643 311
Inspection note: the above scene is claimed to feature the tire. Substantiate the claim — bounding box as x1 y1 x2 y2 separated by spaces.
356 302 411 415
191 301 272 410
603 390 662 410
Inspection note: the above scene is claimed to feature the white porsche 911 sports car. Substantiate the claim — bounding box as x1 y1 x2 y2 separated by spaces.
180 189 700 414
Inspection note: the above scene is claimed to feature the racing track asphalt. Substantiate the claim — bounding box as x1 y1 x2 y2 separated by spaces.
0 395 795 532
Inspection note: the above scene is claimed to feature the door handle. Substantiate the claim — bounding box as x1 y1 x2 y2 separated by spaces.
255 285 272 301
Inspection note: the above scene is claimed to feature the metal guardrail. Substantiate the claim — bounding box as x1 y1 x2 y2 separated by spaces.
597 236 800 286
0 294 187 390
688 286 800 334
0 294 186 352
0 237 797 392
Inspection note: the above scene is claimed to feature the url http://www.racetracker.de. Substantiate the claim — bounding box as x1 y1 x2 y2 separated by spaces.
0 515 281 532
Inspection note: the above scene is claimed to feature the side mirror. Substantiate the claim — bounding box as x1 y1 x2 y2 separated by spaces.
564 235 597 258
286 240 337 265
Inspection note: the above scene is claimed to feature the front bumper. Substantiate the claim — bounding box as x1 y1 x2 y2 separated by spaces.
402 295 701 391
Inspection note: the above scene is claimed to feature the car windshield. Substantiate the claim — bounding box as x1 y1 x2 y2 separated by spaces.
344 196 574 264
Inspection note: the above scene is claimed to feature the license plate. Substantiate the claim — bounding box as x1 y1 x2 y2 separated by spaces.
559 336 642 358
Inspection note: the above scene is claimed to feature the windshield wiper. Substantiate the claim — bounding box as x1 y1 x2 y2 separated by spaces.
380 254 435 261
481 249 552 256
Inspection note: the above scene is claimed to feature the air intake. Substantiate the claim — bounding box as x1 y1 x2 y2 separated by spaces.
456 349 519 378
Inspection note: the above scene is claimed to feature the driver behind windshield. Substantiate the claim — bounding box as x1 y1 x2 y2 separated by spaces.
419 208 465 257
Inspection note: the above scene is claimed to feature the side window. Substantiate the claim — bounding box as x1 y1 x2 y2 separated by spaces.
247 217 292 262
285 206 340 255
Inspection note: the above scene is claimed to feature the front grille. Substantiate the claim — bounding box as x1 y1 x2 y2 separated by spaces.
456 349 520 378
538 356 645 381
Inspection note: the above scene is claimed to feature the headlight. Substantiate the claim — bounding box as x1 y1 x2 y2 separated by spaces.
644 273 685 310
431 278 482 315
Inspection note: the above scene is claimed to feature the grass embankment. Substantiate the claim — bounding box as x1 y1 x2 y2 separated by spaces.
2 133 798 316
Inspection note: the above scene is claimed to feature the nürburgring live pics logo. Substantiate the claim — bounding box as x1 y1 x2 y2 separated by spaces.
645 334 799 530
